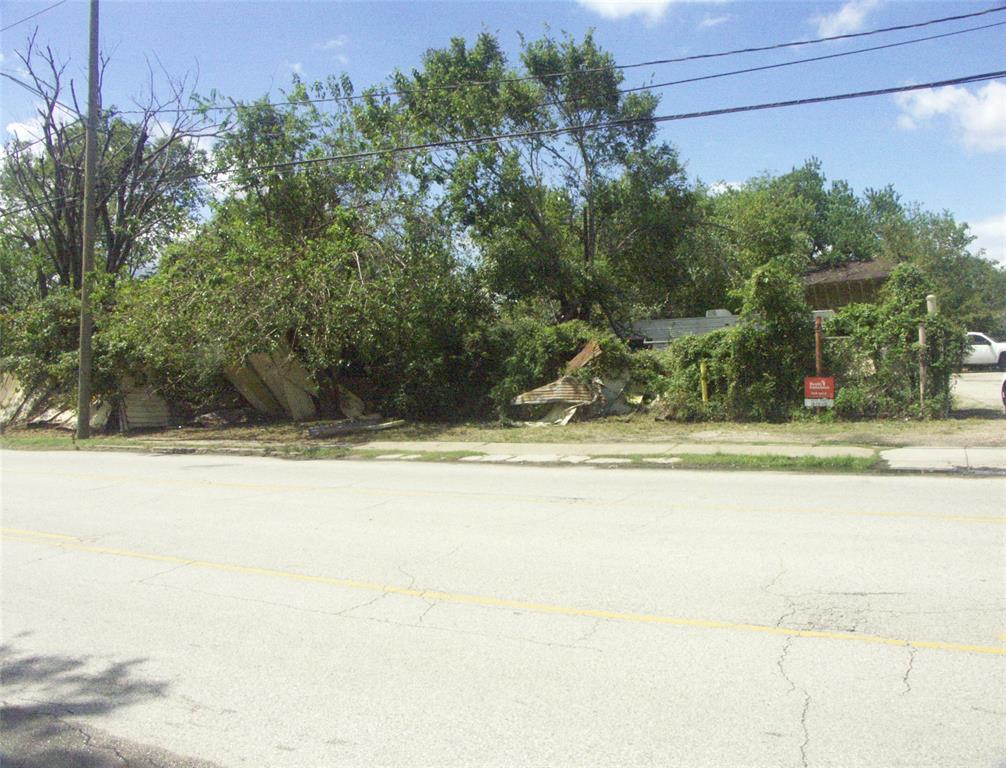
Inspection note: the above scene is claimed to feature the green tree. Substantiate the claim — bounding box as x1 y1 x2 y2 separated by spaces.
865 187 1006 333
397 31 696 327
107 75 498 418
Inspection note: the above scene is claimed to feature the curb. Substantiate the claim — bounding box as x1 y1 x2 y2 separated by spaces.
4 440 1003 476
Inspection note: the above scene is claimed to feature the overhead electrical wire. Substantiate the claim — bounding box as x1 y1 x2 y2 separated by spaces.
0 0 67 33
157 19 1006 140
1 69 80 117
169 70 1006 180
616 21 1006 99
3 68 1003 219
116 4 1006 115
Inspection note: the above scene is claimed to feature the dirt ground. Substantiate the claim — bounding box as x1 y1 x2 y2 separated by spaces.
4 408 1003 451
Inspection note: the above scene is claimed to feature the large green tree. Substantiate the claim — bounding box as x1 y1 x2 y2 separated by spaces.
396 31 696 327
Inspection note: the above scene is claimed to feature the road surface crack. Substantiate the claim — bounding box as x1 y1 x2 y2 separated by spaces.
901 645 916 695
334 591 389 617
799 691 812 768
775 636 811 767
135 562 191 586
417 599 437 625
397 565 416 590
575 618 603 645
431 544 462 565
50 708 129 765
777 637 796 694
762 563 798 628
971 706 1006 716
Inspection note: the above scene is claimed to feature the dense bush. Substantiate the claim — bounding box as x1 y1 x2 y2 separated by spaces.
657 263 814 421
0 288 82 403
104 211 503 419
826 265 965 418
0 278 124 407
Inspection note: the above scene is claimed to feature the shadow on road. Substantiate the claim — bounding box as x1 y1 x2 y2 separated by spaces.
0 639 207 768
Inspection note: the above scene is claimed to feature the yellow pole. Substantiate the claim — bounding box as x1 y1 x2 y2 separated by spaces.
700 361 709 405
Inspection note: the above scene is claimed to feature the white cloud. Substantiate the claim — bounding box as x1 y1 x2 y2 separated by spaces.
894 81 1006 152
5 119 44 143
4 101 77 154
969 211 1006 265
314 36 350 65
316 36 348 51
812 0 881 37
577 0 675 22
287 62 304 75
709 180 743 196
699 14 730 28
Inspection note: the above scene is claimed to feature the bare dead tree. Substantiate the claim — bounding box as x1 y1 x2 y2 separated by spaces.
0 31 219 297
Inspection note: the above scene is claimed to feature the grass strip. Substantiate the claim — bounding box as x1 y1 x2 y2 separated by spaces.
669 452 880 473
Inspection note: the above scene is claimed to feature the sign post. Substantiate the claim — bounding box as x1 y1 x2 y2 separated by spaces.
814 316 824 377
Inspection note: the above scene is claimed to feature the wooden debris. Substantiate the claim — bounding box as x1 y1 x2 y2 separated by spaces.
119 386 172 431
223 364 284 416
248 350 317 421
305 417 404 439
564 339 602 374
337 384 366 420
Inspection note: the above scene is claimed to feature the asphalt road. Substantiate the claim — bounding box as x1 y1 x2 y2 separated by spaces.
953 371 1005 412
1 450 1004 767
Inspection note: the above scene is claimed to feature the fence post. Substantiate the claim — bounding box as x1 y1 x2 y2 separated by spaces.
700 360 709 405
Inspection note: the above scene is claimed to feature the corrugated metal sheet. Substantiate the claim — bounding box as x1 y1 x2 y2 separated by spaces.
0 373 28 427
803 260 892 286
512 376 596 406
633 314 740 347
121 389 172 430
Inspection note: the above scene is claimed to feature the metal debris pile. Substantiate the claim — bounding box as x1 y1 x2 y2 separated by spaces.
509 340 634 425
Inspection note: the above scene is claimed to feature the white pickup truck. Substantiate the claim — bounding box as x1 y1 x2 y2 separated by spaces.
964 332 1006 370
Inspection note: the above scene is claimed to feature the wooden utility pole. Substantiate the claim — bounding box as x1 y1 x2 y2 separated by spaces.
75 0 99 439
814 316 824 377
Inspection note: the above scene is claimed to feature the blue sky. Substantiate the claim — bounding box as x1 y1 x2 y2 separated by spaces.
2 0 1004 262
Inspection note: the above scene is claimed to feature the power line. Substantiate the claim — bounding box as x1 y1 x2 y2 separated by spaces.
614 4 1006 73
617 21 1006 99
179 19 1006 139
118 4 1006 116
190 70 1006 179
1 69 80 116
0 0 67 32
0 191 81 218
4 70 1003 221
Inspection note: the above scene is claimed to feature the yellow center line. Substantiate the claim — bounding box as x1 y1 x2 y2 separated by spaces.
4 527 1004 657
4 468 1003 524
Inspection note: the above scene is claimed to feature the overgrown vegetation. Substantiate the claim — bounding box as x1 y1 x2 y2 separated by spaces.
827 265 966 418
656 264 814 421
2 31 1003 427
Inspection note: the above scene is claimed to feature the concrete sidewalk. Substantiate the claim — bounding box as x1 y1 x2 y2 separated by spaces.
20 434 1001 474
362 439 1006 473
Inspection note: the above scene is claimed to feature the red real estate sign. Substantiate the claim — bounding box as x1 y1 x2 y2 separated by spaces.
804 376 835 408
